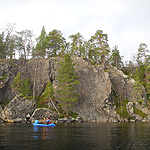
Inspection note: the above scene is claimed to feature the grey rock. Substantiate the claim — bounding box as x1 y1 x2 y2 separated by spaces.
0 58 149 122
0 105 2 112
71 57 112 121
30 108 59 121
0 95 36 122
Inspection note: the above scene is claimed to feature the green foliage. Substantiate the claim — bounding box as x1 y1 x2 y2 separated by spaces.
116 105 131 119
16 30 34 59
40 81 55 109
109 45 123 69
145 64 150 99
35 96 48 108
69 32 84 56
0 31 6 59
134 107 147 118
1 99 10 108
58 114 65 118
137 43 149 64
12 72 31 96
56 54 79 114
0 74 7 81
34 26 47 58
115 99 133 119
134 64 146 86
12 72 23 94
69 111 78 119
45 29 66 57
89 30 109 65
133 82 145 104
21 78 31 96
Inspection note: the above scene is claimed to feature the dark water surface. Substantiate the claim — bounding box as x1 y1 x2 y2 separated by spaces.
1 122 150 150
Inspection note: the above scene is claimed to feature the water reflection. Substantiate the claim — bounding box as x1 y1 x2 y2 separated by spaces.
1 122 150 150
33 126 55 140
110 123 150 150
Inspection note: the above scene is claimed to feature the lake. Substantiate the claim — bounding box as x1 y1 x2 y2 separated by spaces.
1 122 150 150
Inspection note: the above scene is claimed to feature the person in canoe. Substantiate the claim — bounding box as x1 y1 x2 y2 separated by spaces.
45 118 51 124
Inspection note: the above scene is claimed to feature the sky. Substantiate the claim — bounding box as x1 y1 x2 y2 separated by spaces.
0 0 150 61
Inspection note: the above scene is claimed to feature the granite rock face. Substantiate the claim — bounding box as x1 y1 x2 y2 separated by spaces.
108 66 147 104
22 58 59 97
0 60 13 104
0 60 10 89
0 57 149 122
72 57 112 121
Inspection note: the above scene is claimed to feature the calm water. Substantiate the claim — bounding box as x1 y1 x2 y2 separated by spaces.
1 122 150 150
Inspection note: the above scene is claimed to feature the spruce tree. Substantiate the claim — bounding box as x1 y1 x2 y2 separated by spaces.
35 26 47 58
21 78 31 96
12 72 23 94
12 72 31 97
41 81 59 112
56 54 79 114
145 65 150 99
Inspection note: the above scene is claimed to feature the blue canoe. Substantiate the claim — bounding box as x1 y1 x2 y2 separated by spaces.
33 120 56 127
33 123 56 127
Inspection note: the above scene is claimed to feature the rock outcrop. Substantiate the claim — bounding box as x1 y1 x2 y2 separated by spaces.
30 108 59 122
72 57 112 121
0 60 13 104
108 66 147 104
0 95 36 123
0 57 149 122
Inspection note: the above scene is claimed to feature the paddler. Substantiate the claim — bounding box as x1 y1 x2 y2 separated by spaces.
46 117 51 124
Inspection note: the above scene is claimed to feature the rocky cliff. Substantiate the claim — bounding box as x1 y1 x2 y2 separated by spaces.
0 57 149 122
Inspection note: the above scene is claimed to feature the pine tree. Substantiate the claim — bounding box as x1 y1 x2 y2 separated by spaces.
110 45 123 69
56 54 79 114
90 30 109 65
45 29 66 57
138 43 149 64
69 32 84 56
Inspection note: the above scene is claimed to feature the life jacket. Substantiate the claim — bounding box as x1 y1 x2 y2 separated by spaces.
46 119 50 124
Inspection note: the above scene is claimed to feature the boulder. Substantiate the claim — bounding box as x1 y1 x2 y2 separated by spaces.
0 95 36 122
76 117 83 123
30 108 59 122
126 102 134 115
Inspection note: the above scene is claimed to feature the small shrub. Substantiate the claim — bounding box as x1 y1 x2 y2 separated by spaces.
116 105 130 118
59 114 65 118
0 75 7 81
1 99 10 108
134 107 147 119
69 111 78 119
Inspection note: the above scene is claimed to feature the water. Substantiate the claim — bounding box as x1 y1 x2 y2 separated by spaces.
1 122 150 150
